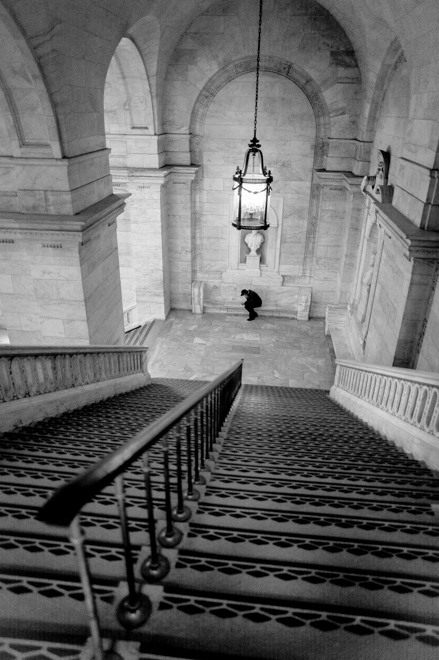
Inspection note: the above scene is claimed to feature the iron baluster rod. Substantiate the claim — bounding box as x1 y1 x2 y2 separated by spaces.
206 394 211 454
140 451 170 582
69 517 105 660
158 434 182 547
185 417 200 501
193 413 206 486
199 404 205 469
172 424 191 522
209 393 214 452
114 475 151 629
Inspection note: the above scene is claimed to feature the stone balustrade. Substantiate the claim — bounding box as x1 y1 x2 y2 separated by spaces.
332 359 439 470
0 346 148 403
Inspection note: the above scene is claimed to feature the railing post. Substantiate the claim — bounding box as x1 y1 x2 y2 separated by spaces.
114 475 151 629
158 433 183 548
140 451 170 582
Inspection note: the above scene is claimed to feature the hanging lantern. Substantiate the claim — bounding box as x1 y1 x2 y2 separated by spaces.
232 0 272 231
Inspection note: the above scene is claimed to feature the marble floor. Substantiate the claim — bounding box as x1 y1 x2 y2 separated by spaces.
148 311 336 389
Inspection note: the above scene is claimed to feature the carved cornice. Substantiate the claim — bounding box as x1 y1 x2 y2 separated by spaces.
0 194 125 240
315 169 364 189
111 166 174 187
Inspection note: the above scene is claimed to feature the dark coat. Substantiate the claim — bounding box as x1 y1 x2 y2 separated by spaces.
246 290 262 308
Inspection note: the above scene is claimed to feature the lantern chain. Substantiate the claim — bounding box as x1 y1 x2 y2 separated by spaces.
253 0 263 141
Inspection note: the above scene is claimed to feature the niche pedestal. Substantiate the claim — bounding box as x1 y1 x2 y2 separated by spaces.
245 254 261 276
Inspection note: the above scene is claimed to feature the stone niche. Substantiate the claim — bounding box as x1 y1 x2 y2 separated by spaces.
200 198 312 319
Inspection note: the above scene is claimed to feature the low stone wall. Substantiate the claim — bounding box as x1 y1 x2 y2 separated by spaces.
0 346 149 431
331 359 439 471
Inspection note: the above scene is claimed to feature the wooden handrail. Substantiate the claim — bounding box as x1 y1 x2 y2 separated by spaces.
38 360 243 528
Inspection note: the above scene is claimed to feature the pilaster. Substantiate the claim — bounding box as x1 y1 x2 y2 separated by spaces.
113 167 174 321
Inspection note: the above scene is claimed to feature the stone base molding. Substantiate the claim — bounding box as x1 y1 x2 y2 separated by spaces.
330 359 439 471
0 345 149 431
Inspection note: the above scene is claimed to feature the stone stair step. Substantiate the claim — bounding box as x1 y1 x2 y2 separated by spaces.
207 474 439 502
0 505 151 544
201 487 436 522
0 570 119 641
183 522 439 577
0 530 141 581
215 456 433 480
166 549 439 620
212 464 439 490
192 502 439 547
139 585 439 660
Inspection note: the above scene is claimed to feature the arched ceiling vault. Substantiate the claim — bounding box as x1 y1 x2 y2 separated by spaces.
2 0 439 158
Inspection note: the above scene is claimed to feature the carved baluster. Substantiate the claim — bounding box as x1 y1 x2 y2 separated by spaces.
140 451 170 582
172 424 191 522
71 354 82 387
158 433 183 548
0 357 14 401
10 357 27 398
65 354 74 388
34 356 48 394
22 357 39 396
114 475 151 629
44 356 57 392
85 354 94 384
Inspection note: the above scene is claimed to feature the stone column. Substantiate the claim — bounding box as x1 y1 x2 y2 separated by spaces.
113 168 173 322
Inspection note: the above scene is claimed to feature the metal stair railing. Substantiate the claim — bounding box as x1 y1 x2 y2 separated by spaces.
37 360 243 660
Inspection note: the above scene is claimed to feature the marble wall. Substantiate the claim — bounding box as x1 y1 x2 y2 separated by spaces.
0 233 89 345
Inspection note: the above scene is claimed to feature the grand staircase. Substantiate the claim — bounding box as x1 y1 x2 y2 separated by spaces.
1 380 439 659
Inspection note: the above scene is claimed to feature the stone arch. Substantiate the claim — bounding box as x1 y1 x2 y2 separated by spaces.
190 55 331 170
104 37 155 135
0 4 61 158
363 38 406 144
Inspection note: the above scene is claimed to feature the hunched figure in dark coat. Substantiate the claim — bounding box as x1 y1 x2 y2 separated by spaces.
241 289 262 321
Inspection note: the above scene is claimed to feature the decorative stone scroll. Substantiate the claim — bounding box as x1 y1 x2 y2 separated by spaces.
0 346 148 403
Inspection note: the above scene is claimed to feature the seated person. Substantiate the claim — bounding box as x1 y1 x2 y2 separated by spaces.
240 289 262 321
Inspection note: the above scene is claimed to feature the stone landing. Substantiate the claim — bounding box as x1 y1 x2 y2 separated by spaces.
148 310 335 388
